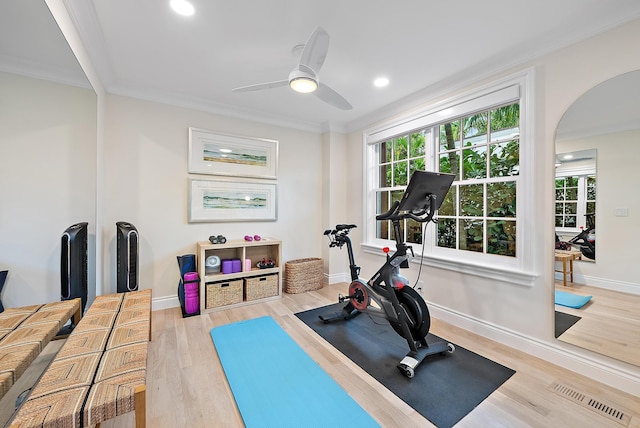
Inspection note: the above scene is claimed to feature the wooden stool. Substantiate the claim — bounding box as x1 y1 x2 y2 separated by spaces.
554 253 574 286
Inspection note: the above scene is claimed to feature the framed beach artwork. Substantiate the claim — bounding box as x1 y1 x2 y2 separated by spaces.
188 128 278 179
188 178 277 222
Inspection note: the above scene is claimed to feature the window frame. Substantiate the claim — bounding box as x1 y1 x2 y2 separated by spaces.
361 71 536 286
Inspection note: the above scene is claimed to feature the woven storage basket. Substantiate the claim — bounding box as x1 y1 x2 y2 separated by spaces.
244 274 279 301
206 280 243 309
284 258 323 294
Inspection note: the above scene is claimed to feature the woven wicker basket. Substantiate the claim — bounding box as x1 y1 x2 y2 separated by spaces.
284 258 324 294
244 274 279 301
206 280 243 309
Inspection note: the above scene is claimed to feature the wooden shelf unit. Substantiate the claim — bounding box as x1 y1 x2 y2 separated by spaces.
197 238 282 313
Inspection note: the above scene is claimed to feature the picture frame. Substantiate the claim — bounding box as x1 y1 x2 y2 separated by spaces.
188 128 278 179
188 178 277 223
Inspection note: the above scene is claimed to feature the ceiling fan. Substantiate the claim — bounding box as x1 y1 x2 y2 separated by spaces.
232 26 353 110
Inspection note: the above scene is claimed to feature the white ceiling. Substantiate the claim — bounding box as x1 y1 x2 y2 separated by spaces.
3 1 640 133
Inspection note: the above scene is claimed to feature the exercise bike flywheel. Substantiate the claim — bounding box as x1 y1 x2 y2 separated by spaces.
390 287 431 341
348 280 369 311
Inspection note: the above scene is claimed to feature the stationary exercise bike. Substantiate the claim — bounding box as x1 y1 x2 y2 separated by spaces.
568 213 596 260
320 171 455 378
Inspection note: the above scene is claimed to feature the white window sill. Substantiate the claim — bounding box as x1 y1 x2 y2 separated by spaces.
361 243 538 287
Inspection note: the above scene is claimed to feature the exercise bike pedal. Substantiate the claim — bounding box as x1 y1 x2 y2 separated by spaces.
318 307 359 324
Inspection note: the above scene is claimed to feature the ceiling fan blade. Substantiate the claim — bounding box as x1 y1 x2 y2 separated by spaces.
315 82 353 110
232 80 289 92
299 26 330 73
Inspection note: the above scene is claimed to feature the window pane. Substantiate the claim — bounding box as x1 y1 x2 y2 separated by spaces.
566 188 578 201
490 104 520 141
395 136 408 161
376 191 389 239
378 220 390 240
555 216 563 227
394 162 408 186
439 152 460 180
380 141 391 163
487 181 516 217
407 219 422 244
409 158 425 178
439 121 460 150
564 203 577 215
439 186 456 216
459 219 483 252
566 176 578 187
459 184 484 217
489 141 519 177
586 202 596 213
487 220 516 256
437 218 456 248
391 190 404 204
555 203 563 215
463 112 487 146
565 216 576 227
555 188 565 200
587 175 596 199
462 146 487 180
410 131 426 157
379 164 391 187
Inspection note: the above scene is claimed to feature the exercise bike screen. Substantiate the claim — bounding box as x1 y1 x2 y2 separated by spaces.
397 171 455 213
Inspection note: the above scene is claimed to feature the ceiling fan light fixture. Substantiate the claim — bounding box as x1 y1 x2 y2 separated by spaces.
290 77 318 93
170 0 195 16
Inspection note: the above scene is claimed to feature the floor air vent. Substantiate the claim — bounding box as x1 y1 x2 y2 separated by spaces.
549 382 631 426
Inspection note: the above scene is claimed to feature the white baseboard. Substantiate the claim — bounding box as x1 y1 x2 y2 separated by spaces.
152 295 180 312
326 272 349 284
428 303 640 396
554 272 639 295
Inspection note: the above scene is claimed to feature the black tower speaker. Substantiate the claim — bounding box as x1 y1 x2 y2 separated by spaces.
116 221 139 293
61 222 88 312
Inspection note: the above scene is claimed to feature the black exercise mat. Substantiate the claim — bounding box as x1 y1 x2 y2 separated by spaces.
296 303 515 428
555 310 581 338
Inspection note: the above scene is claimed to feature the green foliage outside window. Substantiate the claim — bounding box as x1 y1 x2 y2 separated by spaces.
436 103 520 257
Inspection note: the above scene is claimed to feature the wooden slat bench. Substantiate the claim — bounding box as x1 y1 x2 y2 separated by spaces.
0 299 82 401
10 289 152 428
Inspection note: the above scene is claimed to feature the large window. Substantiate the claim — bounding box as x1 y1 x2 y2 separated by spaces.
372 104 519 257
364 75 532 276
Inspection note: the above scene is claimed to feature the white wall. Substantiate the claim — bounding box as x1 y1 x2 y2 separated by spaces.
557 129 640 291
0 72 96 307
321 131 349 281
345 18 640 393
102 95 325 303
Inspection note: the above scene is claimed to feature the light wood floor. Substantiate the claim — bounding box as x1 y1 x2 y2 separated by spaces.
5 283 640 427
555 281 640 367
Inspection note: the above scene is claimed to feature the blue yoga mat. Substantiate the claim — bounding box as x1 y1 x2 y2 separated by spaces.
210 316 379 428
555 290 592 308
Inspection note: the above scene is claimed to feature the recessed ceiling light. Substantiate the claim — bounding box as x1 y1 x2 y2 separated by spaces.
374 77 389 88
170 0 195 16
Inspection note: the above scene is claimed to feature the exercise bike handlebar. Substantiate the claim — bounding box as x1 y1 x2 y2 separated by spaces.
375 194 437 223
